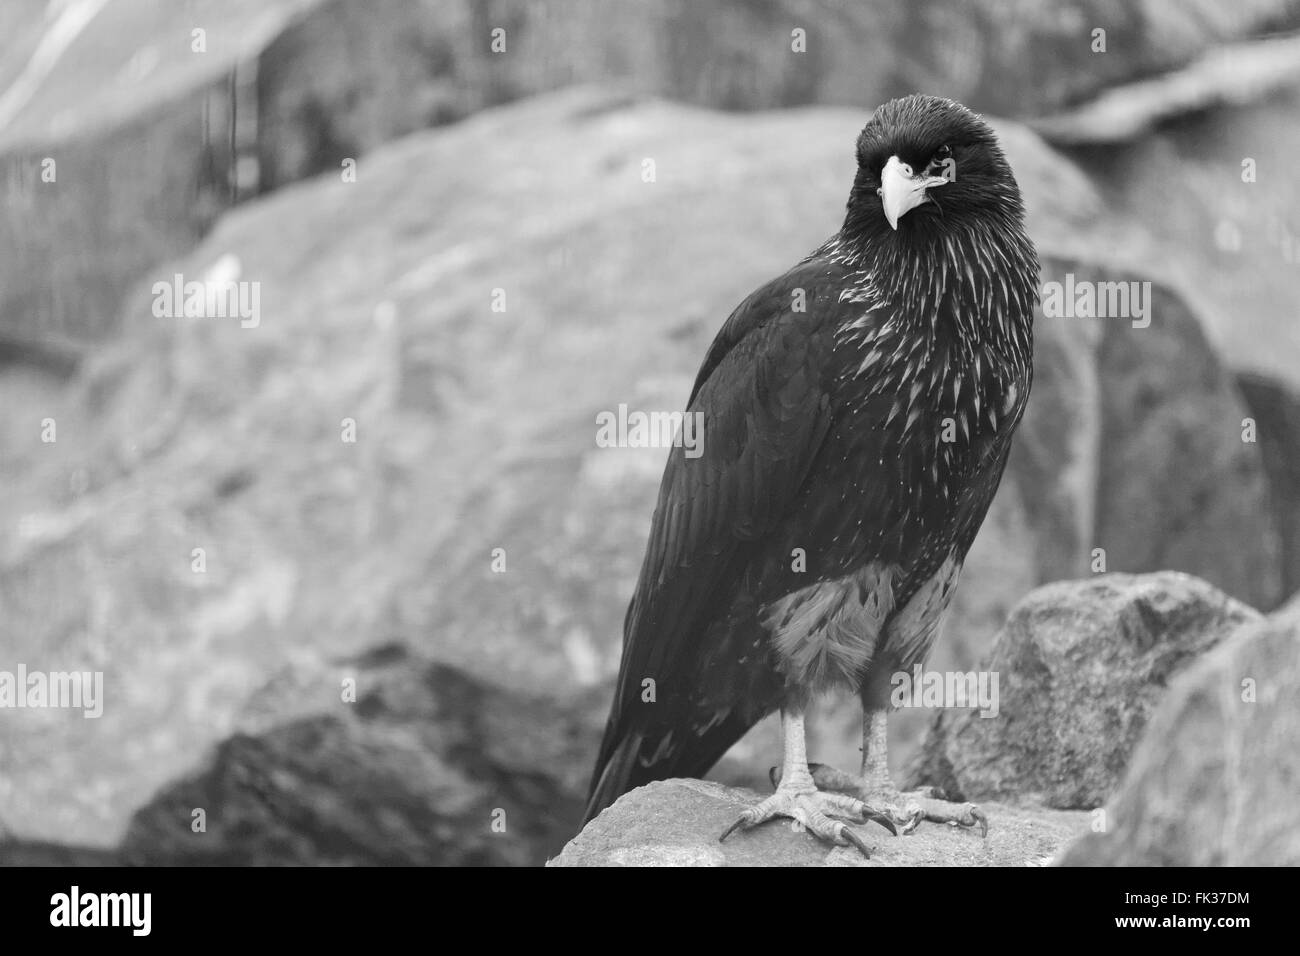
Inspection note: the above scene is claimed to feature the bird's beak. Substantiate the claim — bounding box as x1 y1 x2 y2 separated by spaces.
878 155 947 230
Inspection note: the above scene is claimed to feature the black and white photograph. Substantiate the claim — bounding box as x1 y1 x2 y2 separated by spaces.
0 0 1295 931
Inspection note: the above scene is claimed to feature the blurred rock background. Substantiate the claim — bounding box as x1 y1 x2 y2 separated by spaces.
0 0 1297 866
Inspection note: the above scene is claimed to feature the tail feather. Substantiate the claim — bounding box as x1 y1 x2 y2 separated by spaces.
582 732 644 826
580 714 756 827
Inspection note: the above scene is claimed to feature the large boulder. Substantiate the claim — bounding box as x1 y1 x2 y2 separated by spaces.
115 645 603 866
904 573 1259 808
1058 598 1300 865
551 779 1088 867
0 645 603 867
1038 83 1300 394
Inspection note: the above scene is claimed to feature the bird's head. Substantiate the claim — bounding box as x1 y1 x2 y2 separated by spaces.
844 95 1025 240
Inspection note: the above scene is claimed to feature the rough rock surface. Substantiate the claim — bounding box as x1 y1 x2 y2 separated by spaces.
0 0 324 346
1042 259 1279 601
903 573 1260 809
6 1 1299 353
1 644 603 867
1087 266 1281 599
1058 598 1300 865
402 0 1300 124
119 644 604 866
1238 373 1300 599
1038 85 1300 392
550 779 1088 867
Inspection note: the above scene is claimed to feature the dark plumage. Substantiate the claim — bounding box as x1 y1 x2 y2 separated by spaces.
584 95 1039 842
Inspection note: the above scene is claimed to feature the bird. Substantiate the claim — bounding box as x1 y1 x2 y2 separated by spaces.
583 94 1039 856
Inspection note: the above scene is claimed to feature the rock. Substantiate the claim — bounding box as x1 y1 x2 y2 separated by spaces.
1058 598 1300 865
1083 264 1281 605
255 0 476 190
904 573 1260 809
1 643 602 867
7 0 1297 354
1237 373 1300 599
1011 257 1281 608
114 644 602 866
1031 34 1300 145
0 838 120 867
0 0 325 347
408 0 1300 124
550 779 1088 867
1045 83 1300 393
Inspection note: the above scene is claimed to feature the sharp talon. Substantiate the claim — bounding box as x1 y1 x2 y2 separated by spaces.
768 766 781 790
901 809 924 835
860 806 898 836
718 817 748 843
840 825 871 859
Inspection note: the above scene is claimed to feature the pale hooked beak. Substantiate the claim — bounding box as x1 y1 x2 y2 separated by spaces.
877 155 948 230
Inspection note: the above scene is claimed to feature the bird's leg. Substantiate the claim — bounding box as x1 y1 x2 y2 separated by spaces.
809 709 987 836
719 709 895 857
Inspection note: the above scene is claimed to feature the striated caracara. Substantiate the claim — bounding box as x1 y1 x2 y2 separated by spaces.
585 95 1039 856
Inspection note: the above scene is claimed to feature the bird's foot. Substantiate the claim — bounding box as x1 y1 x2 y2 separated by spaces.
718 782 896 859
784 764 988 837
770 765 923 834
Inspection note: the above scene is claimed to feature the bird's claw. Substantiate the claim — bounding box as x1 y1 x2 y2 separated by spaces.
718 809 758 844
839 825 872 859
808 764 987 837
860 805 900 836
717 787 880 857
764 764 899 832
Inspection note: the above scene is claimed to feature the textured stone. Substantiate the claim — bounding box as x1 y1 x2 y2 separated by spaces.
551 779 1088 867
1058 598 1300 865
1238 373 1300 600
114 645 602 867
0 0 323 347
904 572 1260 809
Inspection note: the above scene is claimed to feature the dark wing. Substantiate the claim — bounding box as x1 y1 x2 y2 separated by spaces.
584 260 844 821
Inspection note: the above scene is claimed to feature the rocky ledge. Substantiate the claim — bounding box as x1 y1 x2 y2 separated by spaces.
552 574 1299 866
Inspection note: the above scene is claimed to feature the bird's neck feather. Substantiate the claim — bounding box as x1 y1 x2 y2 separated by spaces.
831 213 1038 363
